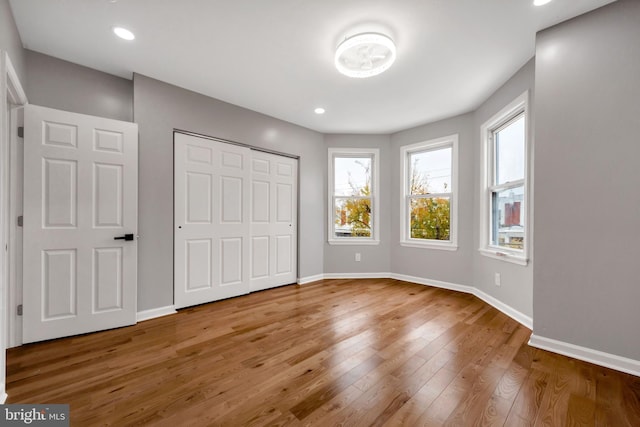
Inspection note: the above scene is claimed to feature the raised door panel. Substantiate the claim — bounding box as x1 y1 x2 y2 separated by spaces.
276 183 292 223
221 176 243 223
93 129 123 154
220 238 242 286
251 181 269 223
93 248 123 313
251 236 269 279
186 239 212 291
44 121 77 148
93 163 123 227
43 158 77 228
42 249 77 320
276 235 292 275
185 172 212 224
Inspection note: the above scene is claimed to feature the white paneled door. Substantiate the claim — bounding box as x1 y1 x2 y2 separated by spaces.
174 133 251 308
174 132 297 309
250 151 297 292
22 105 138 343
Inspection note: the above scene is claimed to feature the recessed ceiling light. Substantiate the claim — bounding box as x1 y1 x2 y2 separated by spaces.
314 107 326 115
113 26 135 41
335 33 396 78
533 0 552 6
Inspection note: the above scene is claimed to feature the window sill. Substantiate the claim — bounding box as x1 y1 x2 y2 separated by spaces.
478 248 528 266
400 241 458 251
328 239 380 246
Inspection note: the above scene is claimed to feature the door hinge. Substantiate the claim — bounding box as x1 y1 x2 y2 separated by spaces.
17 127 24 138
17 215 23 227
17 304 23 316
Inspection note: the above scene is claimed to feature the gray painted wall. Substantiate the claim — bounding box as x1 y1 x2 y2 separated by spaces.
133 74 325 311
389 113 475 287
6 0 636 367
0 0 25 85
25 50 132 122
533 0 640 359
472 58 535 319
324 134 391 274
383 58 535 319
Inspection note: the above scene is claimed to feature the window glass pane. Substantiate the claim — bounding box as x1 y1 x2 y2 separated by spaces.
491 186 524 250
409 197 450 240
334 197 372 237
409 147 451 195
334 157 372 196
495 115 525 185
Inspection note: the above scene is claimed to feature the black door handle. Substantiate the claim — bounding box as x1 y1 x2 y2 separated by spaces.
114 233 135 241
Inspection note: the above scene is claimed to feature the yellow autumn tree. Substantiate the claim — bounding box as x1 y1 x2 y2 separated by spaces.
335 160 372 237
335 159 449 239
409 160 450 240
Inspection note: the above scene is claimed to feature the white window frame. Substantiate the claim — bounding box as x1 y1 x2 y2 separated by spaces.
328 148 380 245
479 91 530 265
400 134 458 251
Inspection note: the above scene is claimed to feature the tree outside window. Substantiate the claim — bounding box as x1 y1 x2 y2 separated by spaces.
328 148 379 244
400 135 458 250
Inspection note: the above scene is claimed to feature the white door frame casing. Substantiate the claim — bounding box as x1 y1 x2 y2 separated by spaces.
1 51 28 403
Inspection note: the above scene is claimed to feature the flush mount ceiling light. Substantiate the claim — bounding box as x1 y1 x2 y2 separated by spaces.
533 0 552 5
112 26 135 41
335 33 396 78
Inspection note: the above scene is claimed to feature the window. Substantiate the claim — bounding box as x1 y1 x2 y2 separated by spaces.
400 135 458 250
328 148 379 244
480 91 529 265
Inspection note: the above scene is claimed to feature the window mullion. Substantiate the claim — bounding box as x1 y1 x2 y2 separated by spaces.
489 179 524 193
411 192 452 199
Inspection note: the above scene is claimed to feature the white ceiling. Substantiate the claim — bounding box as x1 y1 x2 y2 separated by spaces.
9 0 616 134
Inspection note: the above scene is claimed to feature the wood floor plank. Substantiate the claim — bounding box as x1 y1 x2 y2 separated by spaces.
6 278 639 426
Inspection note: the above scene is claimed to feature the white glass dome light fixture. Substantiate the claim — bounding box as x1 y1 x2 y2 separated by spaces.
335 33 396 78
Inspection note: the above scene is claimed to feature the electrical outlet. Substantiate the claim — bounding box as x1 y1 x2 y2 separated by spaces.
355 253 361 262
494 273 501 286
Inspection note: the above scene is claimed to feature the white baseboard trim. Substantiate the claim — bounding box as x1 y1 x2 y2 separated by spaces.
389 273 474 294
136 306 177 322
529 334 640 377
297 274 325 285
323 272 391 280
1 391 7 404
473 289 533 330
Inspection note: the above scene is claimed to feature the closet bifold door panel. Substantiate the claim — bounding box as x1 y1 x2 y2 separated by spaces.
249 151 297 292
174 132 251 309
174 132 297 309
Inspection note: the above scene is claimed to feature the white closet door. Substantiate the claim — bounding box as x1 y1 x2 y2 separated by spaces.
250 151 297 292
174 133 250 309
23 104 138 343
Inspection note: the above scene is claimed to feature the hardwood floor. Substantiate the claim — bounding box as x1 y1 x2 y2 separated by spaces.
6 279 640 426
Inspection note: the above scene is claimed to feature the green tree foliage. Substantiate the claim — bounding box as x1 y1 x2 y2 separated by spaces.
334 158 450 239
335 160 372 237
342 192 371 237
409 160 450 240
